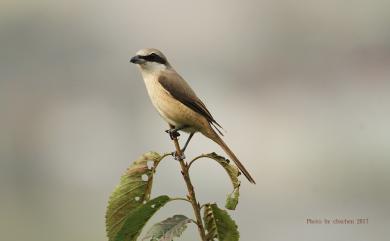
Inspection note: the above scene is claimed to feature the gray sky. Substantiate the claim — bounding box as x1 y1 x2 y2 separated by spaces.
1 1 390 241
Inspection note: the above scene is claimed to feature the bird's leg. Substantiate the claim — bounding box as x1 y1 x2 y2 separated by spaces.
172 133 195 160
172 151 185 160
181 132 195 153
165 125 189 140
171 132 194 160
166 125 190 160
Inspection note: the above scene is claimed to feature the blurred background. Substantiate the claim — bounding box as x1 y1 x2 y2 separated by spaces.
1 0 390 240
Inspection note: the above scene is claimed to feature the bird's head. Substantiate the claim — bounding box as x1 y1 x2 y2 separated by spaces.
130 48 170 72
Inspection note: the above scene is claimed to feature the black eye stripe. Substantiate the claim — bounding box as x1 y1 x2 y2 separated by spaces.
139 53 167 65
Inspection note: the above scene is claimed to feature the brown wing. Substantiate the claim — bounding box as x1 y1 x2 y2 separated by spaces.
158 73 223 134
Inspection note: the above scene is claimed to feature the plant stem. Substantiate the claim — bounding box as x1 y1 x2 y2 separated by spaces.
171 135 207 241
170 197 192 204
188 154 210 168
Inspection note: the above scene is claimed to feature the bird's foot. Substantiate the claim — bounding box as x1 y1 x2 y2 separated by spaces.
165 128 180 140
171 151 186 160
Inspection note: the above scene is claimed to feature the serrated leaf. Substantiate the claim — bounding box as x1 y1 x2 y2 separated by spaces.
142 215 192 241
106 152 167 241
115 195 171 241
202 152 241 210
203 203 239 241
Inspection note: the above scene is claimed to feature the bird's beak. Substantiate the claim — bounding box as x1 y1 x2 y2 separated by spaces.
130 55 144 64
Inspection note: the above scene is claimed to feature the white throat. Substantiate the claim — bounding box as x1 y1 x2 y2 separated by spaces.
139 62 167 74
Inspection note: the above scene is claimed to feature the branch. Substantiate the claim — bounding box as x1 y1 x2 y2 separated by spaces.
170 134 207 241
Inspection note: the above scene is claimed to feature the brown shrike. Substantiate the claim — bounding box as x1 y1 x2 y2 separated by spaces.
130 48 255 184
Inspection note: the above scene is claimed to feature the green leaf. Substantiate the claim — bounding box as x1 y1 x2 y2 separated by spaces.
202 152 241 210
106 152 167 241
115 195 171 241
225 188 239 210
142 215 193 241
203 203 239 241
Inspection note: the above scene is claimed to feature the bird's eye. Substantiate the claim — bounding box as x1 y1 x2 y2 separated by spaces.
148 53 156 60
144 53 166 65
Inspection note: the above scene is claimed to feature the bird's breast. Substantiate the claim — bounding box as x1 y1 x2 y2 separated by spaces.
142 74 183 124
141 73 204 132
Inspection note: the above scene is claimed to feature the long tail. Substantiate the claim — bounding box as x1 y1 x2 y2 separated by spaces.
204 127 256 184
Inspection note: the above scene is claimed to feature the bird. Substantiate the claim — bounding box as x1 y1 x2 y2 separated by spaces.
130 48 255 184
